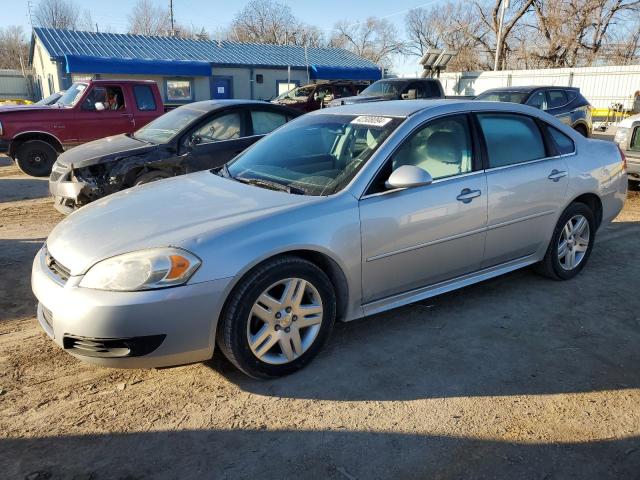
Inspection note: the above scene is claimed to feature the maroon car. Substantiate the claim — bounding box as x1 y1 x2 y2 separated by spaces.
0 79 164 176
271 80 370 113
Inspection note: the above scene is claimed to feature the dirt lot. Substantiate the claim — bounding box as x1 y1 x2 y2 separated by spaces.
1 155 639 479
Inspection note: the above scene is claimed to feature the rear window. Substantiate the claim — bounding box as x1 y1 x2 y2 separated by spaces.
548 126 575 155
477 113 546 168
133 85 157 111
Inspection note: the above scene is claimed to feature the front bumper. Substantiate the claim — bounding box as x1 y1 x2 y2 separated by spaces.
49 163 88 214
32 246 232 368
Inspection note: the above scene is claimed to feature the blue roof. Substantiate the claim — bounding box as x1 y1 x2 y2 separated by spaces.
34 28 380 71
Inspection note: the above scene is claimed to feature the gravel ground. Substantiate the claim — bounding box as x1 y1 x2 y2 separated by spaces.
1 155 639 480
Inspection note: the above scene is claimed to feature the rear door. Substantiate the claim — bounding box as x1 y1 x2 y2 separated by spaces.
75 84 136 142
478 112 569 268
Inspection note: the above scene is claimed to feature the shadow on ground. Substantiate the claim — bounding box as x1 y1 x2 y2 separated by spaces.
0 239 44 322
212 220 640 401
1 430 638 479
0 177 50 202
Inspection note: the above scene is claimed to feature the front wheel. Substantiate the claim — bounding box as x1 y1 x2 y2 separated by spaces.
14 140 58 177
535 202 596 280
216 256 336 379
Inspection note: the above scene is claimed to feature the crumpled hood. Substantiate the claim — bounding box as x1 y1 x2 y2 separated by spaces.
46 171 318 275
329 94 397 106
56 134 157 168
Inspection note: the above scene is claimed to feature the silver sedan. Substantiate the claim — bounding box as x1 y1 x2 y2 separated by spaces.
31 100 627 378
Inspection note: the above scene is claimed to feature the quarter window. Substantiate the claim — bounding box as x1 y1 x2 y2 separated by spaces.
133 85 157 111
548 126 575 155
546 90 568 108
251 110 287 135
477 113 546 168
191 112 241 143
391 115 473 180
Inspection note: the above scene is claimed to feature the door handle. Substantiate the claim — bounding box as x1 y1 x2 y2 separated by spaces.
548 169 567 182
456 188 481 203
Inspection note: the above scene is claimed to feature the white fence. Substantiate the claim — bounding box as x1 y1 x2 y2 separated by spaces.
0 69 33 100
440 64 640 110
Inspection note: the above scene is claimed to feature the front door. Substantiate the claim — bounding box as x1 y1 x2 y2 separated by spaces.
359 114 488 303
477 112 569 267
212 77 232 99
75 85 135 142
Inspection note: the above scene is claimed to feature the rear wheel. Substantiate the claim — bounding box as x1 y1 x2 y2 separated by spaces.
14 140 58 177
573 124 589 137
535 202 596 280
216 256 336 379
134 170 171 186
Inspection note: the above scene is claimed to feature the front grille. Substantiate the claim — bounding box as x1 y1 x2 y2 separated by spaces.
41 305 54 329
63 335 166 358
44 247 71 283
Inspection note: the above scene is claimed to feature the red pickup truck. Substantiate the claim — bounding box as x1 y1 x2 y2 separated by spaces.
0 79 164 176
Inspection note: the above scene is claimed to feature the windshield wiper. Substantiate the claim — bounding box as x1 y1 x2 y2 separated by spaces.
235 177 306 195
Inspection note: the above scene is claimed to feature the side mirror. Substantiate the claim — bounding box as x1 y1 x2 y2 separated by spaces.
385 165 433 190
95 102 105 111
402 89 417 100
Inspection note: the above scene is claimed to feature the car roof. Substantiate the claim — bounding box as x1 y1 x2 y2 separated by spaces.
311 98 561 119
481 85 579 93
181 99 296 114
86 79 158 85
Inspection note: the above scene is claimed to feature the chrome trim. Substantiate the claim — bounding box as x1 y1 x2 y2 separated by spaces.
485 153 574 173
487 209 556 231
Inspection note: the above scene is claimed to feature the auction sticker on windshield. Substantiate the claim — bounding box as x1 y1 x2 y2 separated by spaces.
351 116 393 127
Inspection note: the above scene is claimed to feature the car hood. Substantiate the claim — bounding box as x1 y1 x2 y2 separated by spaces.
329 94 397 106
0 105 56 114
46 171 319 275
56 134 158 168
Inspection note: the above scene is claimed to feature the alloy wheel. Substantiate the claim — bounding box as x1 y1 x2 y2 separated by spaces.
558 214 590 270
247 278 323 365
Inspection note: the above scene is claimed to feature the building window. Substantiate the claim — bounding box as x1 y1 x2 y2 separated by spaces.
166 79 193 102
256 74 264 84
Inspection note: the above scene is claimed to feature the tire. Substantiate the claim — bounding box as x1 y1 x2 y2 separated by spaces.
134 170 171 186
534 202 596 280
14 140 58 177
573 124 589 137
216 256 336 379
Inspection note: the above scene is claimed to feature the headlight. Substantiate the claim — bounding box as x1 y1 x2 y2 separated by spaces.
79 248 201 291
614 127 629 147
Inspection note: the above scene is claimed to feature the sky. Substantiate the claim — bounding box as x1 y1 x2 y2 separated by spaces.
5 0 438 75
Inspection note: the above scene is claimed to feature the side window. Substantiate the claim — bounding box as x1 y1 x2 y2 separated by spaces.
477 113 546 168
546 90 568 109
191 112 241 144
251 110 287 135
334 85 352 98
82 86 106 110
82 86 126 111
548 126 575 155
630 127 640 151
314 85 333 104
526 91 546 110
133 85 157 111
391 115 473 181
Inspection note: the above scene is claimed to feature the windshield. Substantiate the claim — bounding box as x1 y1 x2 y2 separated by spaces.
57 83 87 107
226 114 403 196
134 106 202 144
275 85 315 102
35 92 61 105
360 80 403 97
475 91 528 104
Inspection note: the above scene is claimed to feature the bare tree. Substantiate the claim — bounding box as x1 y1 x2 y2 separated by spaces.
231 0 324 46
128 0 171 36
34 0 80 29
330 17 404 67
0 26 29 70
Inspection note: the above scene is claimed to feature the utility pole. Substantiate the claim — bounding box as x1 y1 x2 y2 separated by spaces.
494 0 508 71
169 0 175 36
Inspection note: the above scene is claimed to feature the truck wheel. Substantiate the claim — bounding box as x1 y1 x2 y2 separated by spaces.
135 170 171 186
14 140 58 177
